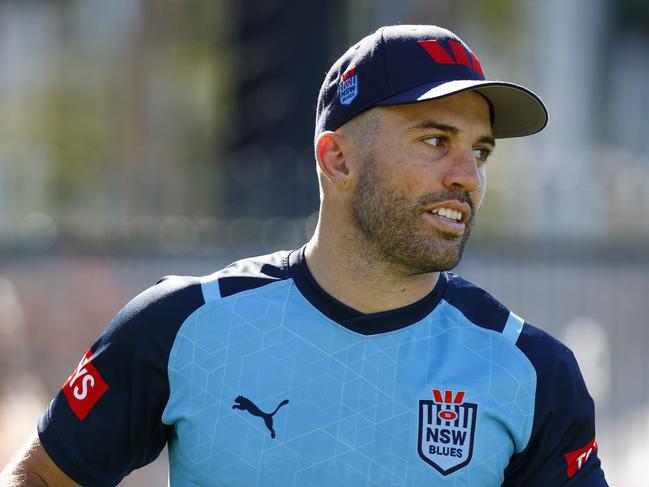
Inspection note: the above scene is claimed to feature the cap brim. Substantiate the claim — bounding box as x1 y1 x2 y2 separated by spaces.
375 80 548 139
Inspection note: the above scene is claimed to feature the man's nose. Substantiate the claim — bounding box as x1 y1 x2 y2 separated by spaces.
442 148 482 193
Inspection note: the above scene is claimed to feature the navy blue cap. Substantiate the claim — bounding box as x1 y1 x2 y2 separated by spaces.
315 25 548 139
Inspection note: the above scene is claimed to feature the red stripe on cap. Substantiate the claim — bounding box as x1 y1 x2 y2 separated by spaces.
454 391 465 404
448 40 471 68
444 390 453 403
418 40 455 64
468 51 485 77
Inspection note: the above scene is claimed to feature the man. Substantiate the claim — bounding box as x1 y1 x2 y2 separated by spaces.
1 25 607 486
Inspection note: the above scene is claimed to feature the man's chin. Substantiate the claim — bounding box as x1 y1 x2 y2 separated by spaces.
425 239 468 270
397 245 465 275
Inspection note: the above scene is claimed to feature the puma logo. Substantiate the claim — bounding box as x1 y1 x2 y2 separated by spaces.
232 395 289 439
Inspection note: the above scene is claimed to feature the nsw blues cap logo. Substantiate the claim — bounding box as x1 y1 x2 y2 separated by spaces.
338 67 358 105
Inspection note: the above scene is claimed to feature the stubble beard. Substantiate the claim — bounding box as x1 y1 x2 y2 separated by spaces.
350 156 476 276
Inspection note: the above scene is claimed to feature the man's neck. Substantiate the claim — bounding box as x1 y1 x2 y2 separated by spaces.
304 234 440 315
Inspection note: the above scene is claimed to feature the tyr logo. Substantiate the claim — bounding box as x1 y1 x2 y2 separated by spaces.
564 437 598 479
62 348 109 420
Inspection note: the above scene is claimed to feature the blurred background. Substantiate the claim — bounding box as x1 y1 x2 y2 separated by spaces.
0 0 647 485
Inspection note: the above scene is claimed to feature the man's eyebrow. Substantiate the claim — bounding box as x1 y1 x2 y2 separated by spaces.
409 121 496 147
478 135 496 148
409 121 459 134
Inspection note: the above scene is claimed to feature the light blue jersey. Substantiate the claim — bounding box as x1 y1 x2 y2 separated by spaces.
39 248 607 486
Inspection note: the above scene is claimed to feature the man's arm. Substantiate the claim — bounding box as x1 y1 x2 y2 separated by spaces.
503 324 607 486
0 433 79 487
7 277 203 486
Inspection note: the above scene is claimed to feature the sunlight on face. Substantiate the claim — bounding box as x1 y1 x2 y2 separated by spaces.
349 92 493 274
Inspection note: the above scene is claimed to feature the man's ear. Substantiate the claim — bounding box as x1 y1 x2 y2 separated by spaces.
315 131 352 185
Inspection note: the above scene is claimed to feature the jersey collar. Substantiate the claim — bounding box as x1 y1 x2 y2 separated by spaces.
288 246 447 335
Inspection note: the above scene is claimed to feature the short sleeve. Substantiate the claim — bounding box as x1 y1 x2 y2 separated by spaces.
37 276 204 487
503 324 608 486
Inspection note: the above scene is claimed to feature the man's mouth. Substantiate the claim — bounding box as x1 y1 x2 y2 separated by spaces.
423 204 470 236
429 207 462 222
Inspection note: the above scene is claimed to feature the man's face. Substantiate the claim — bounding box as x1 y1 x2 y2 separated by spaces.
348 91 493 275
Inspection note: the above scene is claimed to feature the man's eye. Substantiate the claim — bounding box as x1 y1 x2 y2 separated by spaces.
423 136 444 147
473 147 492 164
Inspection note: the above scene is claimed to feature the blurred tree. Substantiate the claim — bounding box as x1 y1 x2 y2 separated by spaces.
19 0 228 248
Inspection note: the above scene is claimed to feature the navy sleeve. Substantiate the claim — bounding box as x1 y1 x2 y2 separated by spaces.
37 276 205 487
503 323 608 486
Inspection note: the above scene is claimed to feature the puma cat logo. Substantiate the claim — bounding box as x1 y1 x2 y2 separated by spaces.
232 395 289 439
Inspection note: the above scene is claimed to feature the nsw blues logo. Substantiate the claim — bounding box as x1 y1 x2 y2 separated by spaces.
418 389 478 475
338 67 358 105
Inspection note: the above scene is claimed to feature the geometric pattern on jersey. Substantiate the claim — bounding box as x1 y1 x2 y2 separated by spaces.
162 273 535 486
37 247 608 487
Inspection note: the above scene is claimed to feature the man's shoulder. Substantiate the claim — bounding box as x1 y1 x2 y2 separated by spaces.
89 250 295 364
107 249 291 327
443 272 575 369
200 249 294 300
443 272 512 334
148 249 293 304
515 320 582 380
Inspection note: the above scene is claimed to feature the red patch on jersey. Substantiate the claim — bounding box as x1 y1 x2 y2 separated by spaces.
62 349 109 420
564 437 598 479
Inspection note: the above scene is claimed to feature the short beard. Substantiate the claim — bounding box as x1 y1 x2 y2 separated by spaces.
350 155 476 275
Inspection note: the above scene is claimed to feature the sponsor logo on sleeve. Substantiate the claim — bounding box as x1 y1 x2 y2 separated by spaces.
418 388 478 475
564 437 598 479
62 348 109 421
